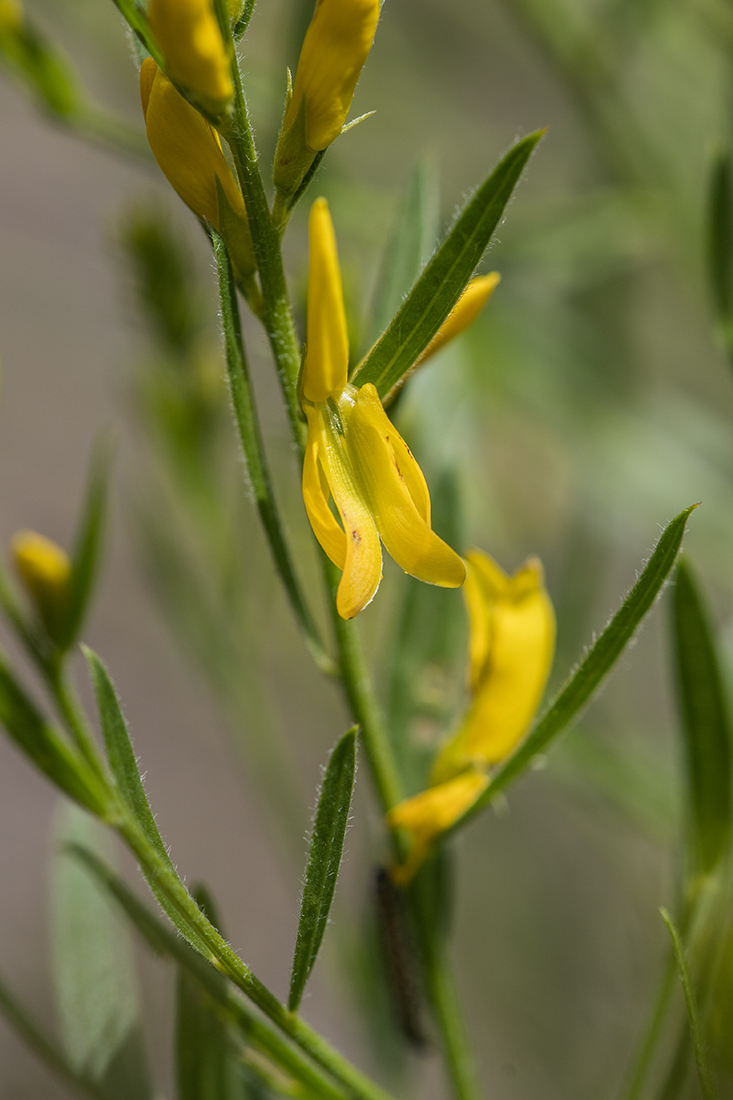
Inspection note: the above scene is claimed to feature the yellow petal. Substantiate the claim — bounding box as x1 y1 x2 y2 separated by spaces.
141 62 245 230
148 0 233 113
284 0 379 151
416 274 500 366
432 552 555 783
302 199 349 404
387 768 489 885
302 407 346 569
340 384 466 589
12 530 71 639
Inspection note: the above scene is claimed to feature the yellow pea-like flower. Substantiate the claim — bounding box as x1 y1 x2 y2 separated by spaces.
273 0 380 196
386 768 489 887
388 549 555 883
148 0 232 116
12 530 72 639
301 198 465 620
140 59 255 280
432 551 556 783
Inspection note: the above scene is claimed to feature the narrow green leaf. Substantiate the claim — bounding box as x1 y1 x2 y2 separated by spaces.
367 156 440 349
0 656 109 816
82 645 209 954
53 803 152 1100
351 131 543 397
708 147 733 336
61 441 111 650
661 909 720 1100
672 558 732 872
451 505 697 831
109 0 164 67
288 729 357 1011
0 970 106 1100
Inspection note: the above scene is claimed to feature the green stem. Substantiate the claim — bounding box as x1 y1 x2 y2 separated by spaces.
213 231 336 676
324 560 404 819
425 947 481 1100
217 22 304 447
620 946 678 1100
47 664 109 780
118 815 398 1100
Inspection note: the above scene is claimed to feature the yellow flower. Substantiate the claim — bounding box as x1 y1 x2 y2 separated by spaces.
301 198 466 620
387 768 489 886
388 550 555 883
273 0 379 195
432 551 555 782
148 0 232 116
140 59 255 280
12 530 71 639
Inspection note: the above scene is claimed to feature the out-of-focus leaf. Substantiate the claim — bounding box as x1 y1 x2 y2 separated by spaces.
0 656 109 815
60 442 111 651
288 729 356 1012
451 505 697 831
707 147 733 353
351 131 544 398
672 558 732 873
0 14 78 117
661 909 720 1100
53 803 152 1100
367 157 440 349
82 646 209 955
0 970 107 1100
385 469 465 793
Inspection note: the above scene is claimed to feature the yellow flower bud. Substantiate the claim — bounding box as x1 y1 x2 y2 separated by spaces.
273 0 380 195
148 0 232 116
417 274 500 365
140 59 255 281
387 769 489 886
12 530 71 640
0 0 23 32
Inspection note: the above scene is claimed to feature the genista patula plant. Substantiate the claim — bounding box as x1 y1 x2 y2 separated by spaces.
6 0 733 1097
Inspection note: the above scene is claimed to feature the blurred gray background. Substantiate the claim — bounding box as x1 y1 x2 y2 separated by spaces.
2 0 733 1096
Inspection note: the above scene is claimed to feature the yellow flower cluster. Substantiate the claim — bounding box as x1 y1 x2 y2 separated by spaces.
388 552 556 884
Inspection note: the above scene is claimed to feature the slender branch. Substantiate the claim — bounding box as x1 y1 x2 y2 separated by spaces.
216 12 305 446
620 946 677 1100
425 948 481 1100
213 231 336 676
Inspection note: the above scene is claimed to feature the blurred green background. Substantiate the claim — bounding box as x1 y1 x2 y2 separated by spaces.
2 0 733 1096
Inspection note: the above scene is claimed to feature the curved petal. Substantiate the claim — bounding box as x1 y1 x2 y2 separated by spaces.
432 555 555 782
302 408 346 569
319 411 383 619
341 384 465 588
387 768 489 885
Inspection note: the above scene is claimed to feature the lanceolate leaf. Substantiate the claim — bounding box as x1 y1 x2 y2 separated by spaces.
450 505 697 832
288 729 357 1012
82 646 209 955
351 131 543 397
0 656 109 815
708 147 733 334
672 558 732 873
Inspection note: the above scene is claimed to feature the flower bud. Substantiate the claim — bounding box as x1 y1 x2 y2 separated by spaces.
273 0 379 196
12 530 71 642
0 0 23 33
140 59 255 281
148 0 233 116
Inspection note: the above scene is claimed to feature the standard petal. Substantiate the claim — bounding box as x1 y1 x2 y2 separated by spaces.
319 412 383 619
302 409 346 569
342 384 465 589
302 199 349 404
432 554 555 782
